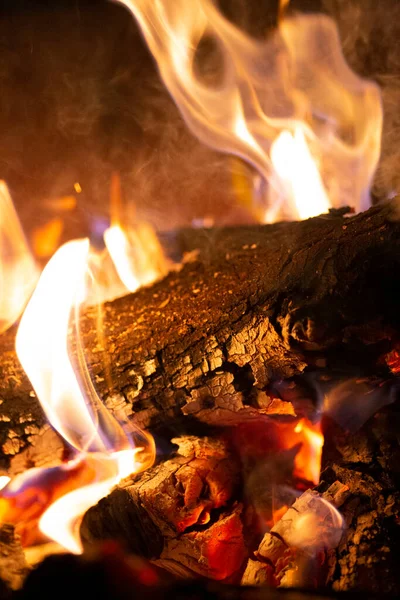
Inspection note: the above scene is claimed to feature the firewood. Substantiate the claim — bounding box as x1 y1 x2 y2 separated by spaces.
80 436 247 582
241 482 350 588
318 403 400 596
80 404 400 593
240 397 400 595
1 200 400 475
0 524 29 593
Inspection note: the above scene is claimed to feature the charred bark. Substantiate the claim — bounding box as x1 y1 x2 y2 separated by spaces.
0 524 29 594
1 200 400 474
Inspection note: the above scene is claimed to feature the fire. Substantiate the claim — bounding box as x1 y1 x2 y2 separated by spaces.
120 0 382 221
293 419 324 485
1 229 155 553
0 182 39 333
266 127 330 222
104 222 167 294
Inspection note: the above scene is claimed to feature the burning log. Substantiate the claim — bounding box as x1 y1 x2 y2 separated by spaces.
80 436 247 582
79 395 400 594
1 200 400 474
240 400 400 595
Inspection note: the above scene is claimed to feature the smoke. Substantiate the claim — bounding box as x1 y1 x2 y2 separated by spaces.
0 0 399 241
321 0 400 200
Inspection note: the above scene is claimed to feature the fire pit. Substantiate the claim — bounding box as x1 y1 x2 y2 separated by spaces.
0 0 399 598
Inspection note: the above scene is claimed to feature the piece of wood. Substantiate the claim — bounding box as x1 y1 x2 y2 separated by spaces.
80 402 400 593
0 524 29 593
80 435 247 582
240 397 400 595
1 200 400 474
241 482 350 588
317 403 400 596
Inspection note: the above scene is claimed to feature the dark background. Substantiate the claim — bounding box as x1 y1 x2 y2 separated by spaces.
0 0 399 246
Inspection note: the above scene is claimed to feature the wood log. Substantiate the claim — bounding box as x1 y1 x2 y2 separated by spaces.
80 435 248 582
80 397 400 593
240 399 400 595
1 200 400 475
0 524 29 594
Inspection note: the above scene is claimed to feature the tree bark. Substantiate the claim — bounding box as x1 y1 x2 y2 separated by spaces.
1 200 400 474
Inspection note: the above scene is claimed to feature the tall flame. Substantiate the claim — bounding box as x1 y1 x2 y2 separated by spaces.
118 0 382 220
5 236 155 553
0 182 39 333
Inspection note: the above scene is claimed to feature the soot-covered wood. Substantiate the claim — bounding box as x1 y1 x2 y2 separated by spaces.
1 200 400 474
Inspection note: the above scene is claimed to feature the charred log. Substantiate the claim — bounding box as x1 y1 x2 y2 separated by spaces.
240 400 400 595
0 524 29 595
1 201 400 474
80 436 247 582
80 399 400 593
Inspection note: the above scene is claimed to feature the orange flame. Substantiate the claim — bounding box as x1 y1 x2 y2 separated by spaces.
103 173 168 296
0 182 39 333
293 419 324 485
119 0 382 221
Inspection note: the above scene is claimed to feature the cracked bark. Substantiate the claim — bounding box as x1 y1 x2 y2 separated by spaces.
1 200 400 475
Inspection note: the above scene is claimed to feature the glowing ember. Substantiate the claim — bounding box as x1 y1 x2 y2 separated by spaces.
293 419 324 485
120 0 382 221
0 181 39 333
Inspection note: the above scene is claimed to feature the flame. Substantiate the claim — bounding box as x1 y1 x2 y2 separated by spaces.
275 418 323 485
104 223 167 293
32 217 64 259
119 0 382 220
103 173 168 296
39 450 140 554
15 240 109 453
267 127 330 221
0 236 156 552
0 477 10 491
0 181 39 333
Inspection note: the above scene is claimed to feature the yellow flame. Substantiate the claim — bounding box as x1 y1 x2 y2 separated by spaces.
103 173 168 294
104 223 167 293
0 181 39 333
32 217 64 259
267 127 330 221
119 0 382 221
